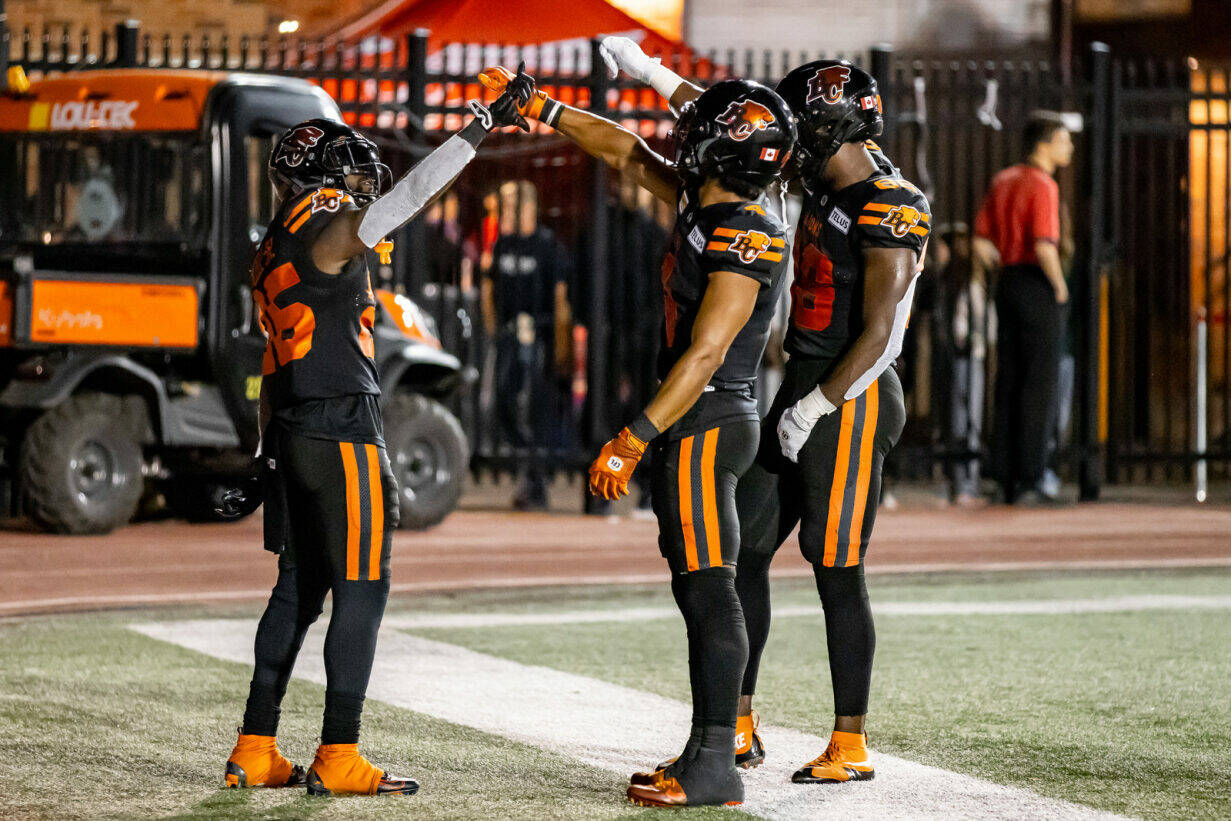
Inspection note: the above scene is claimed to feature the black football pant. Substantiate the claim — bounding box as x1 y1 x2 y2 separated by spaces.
243 427 398 745
735 363 904 716
650 420 758 783
991 264 1062 502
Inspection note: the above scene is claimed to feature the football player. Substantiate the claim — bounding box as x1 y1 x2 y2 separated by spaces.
479 65 795 807
601 40 930 785
224 78 530 797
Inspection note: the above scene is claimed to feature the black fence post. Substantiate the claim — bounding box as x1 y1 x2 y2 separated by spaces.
115 20 139 68
1076 41 1111 501
401 29 430 292
583 37 612 514
869 43 893 146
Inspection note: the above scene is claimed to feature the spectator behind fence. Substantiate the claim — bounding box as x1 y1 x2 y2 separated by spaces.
424 190 463 286
481 180 572 510
932 223 992 506
975 111 1073 505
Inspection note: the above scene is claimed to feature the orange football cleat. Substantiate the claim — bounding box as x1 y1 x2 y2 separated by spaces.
224 730 305 788
791 730 875 783
735 711 765 769
305 743 418 797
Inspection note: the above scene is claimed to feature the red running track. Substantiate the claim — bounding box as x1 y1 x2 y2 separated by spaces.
2 504 1230 615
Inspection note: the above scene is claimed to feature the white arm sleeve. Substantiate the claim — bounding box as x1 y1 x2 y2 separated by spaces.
357 133 477 248
844 270 920 401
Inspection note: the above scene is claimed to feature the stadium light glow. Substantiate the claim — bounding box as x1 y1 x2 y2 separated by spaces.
277 19 300 35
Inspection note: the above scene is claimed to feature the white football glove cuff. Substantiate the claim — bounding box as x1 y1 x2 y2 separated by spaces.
599 35 685 102
777 387 837 463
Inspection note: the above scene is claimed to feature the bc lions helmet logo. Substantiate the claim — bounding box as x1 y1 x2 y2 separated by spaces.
729 229 773 263
807 65 851 105
716 98 777 142
880 205 924 238
275 125 325 168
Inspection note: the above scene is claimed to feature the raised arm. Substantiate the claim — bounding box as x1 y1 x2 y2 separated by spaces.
479 65 680 204
599 36 702 111
312 79 531 271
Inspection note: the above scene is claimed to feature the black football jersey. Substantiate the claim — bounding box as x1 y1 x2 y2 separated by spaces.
785 170 930 368
252 187 382 442
658 190 790 438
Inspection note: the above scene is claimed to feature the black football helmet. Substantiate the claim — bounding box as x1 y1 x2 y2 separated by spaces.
669 79 797 193
775 60 883 188
268 118 391 205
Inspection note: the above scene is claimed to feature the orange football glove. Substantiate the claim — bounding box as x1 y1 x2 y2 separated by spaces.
479 65 559 124
588 428 649 501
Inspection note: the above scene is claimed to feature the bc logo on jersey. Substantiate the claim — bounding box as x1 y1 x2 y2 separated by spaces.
879 205 924 238
716 98 777 142
807 65 851 105
729 229 773 263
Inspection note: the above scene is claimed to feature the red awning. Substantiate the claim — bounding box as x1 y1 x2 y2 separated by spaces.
334 0 690 57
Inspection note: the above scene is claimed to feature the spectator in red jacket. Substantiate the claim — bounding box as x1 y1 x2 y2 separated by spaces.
975 111 1073 504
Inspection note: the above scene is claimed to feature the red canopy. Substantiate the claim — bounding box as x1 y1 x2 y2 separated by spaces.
334 0 690 56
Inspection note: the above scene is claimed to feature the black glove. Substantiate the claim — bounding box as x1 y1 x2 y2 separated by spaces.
487 61 534 132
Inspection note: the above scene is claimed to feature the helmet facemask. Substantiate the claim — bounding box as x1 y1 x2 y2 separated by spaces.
323 136 392 206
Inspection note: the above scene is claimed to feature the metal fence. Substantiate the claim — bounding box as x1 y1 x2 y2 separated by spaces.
7 21 1230 496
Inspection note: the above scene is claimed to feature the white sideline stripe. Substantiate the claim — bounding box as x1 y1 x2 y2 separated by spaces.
131 619 1123 821
384 594 1231 629
6 556 1231 613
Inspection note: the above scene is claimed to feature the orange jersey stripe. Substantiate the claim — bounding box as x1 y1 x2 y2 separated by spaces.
283 193 314 227
700 429 721 569
706 241 731 252
678 435 699 571
857 216 882 225
862 202 895 213
823 400 857 566
288 208 313 234
909 226 929 235
339 443 362 581
711 226 741 238
761 251 783 262
770 237 786 247
845 381 880 564
364 444 384 581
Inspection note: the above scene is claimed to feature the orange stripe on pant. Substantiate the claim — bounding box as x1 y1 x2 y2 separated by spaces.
699 429 721 569
364 444 384 581
823 400 858 566
339 444 362 581
678 435 699 572
844 381 880 565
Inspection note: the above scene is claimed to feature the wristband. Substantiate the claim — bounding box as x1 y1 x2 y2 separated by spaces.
525 92 563 128
626 412 660 447
795 386 837 423
645 61 685 103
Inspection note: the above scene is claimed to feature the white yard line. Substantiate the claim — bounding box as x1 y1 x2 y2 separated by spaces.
132 618 1124 820
382 593 1231 630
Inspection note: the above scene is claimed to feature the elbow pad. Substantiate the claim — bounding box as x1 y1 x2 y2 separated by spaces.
357 134 477 248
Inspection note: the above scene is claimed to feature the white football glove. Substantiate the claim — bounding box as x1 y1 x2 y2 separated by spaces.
598 36 656 81
598 35 686 101
777 387 838 463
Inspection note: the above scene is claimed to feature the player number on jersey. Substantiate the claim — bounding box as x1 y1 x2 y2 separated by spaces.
252 260 316 374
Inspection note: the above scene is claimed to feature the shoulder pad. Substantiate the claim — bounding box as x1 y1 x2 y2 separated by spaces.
281 188 357 236
856 178 931 248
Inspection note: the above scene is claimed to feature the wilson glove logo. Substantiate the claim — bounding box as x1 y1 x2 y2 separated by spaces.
716 98 777 142
807 65 852 105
